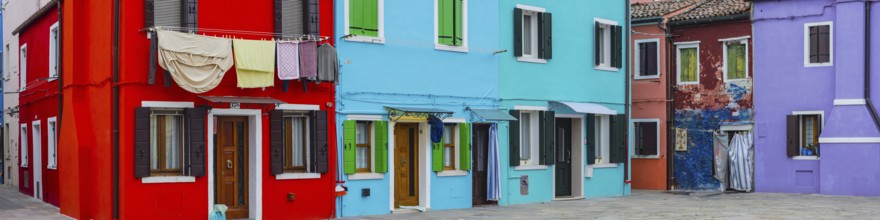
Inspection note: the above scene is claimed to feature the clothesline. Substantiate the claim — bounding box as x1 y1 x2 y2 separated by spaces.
142 26 332 42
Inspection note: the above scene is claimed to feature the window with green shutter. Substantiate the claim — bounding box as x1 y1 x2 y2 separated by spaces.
343 120 388 175
438 0 463 46
725 42 747 80
348 0 379 37
677 44 699 84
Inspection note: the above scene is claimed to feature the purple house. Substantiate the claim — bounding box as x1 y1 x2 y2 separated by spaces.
753 0 880 196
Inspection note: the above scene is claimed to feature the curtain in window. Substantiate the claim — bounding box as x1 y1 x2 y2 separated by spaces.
727 44 745 79
165 116 181 170
356 123 369 169
150 117 158 170
291 117 305 167
804 116 815 148
487 124 501 201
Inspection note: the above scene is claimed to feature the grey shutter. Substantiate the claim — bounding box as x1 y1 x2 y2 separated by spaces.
612 25 622 68
310 110 329 173
186 107 206 177
610 114 627 163
183 0 198 31
508 110 521 166
786 115 799 157
270 110 284 175
638 43 646 76
809 26 818 63
817 25 830 63
646 42 658 75
274 0 283 34
134 107 151 178
513 8 523 57
539 111 555 165
586 114 595 165
305 0 320 37
154 0 182 28
148 31 157 85
284 0 305 37
595 22 601 66
538 12 552 59
639 122 658 156
144 0 155 28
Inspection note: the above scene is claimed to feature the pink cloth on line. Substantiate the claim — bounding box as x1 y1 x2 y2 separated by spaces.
277 41 301 80
299 41 318 78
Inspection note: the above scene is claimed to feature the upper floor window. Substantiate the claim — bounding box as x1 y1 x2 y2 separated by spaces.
514 5 552 63
275 0 320 38
635 39 659 79
144 0 197 31
595 18 622 71
676 42 699 85
722 38 749 81
804 22 832 67
435 0 468 52
49 22 59 79
346 0 384 43
19 44 27 91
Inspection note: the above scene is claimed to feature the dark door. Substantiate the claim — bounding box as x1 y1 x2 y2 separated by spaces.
216 117 249 219
394 123 419 208
555 118 572 197
472 124 491 205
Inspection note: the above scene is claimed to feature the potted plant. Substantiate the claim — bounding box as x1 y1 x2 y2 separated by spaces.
805 144 815 156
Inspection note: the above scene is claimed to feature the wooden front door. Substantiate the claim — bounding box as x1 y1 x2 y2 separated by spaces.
472 124 492 205
216 116 249 219
555 118 572 197
394 123 419 208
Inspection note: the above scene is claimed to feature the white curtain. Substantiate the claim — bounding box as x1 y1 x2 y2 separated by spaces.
291 117 305 167
729 131 753 192
487 124 501 201
165 116 181 170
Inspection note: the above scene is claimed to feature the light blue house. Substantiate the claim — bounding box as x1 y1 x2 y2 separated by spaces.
334 0 507 217
497 0 631 205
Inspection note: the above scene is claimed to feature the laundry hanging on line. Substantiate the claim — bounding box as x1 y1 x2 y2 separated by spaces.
277 41 301 80
299 41 319 78
156 29 233 94
233 39 276 88
317 43 339 84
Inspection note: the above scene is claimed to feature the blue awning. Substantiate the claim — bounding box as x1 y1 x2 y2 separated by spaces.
469 108 517 121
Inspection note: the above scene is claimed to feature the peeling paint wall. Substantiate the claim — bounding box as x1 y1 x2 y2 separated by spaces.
670 20 753 190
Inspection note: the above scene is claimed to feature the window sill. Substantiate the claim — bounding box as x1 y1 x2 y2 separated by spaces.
47 166 57 170
348 173 384 180
792 156 819 160
437 170 468 177
434 44 468 53
632 155 660 159
677 82 699 86
724 78 749 83
344 36 385 44
142 176 196 184
589 163 619 169
804 62 832 68
634 75 660 80
516 57 547 64
47 77 58 82
514 165 548 171
275 172 320 180
594 66 620 72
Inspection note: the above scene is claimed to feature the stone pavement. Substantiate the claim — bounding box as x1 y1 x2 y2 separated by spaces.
0 186 67 220
344 190 880 220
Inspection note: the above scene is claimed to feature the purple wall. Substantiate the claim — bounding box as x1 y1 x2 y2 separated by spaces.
754 0 880 196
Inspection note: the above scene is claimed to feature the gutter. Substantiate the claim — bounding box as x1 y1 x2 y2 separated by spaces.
667 13 750 27
632 17 662 26
112 0 120 217
865 1 880 132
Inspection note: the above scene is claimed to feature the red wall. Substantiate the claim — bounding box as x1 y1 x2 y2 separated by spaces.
59 0 337 219
18 6 61 207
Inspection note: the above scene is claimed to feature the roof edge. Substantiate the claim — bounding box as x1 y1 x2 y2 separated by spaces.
668 13 750 27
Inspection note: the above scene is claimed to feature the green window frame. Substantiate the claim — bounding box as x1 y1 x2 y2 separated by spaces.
677 44 699 84
438 0 463 46
725 41 748 81
348 0 380 37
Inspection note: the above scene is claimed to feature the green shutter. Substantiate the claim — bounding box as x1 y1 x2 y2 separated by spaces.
343 120 357 174
610 114 628 164
374 121 388 173
539 111 556 165
438 0 453 45
433 138 444 172
727 44 745 79
586 114 596 165
459 123 471 171
681 48 697 82
508 110 521 166
363 0 379 37
349 0 364 35
453 0 462 46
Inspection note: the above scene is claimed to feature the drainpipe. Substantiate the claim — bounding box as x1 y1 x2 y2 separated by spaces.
658 15 675 191
865 1 880 132
624 0 632 187
112 0 120 218
57 0 63 171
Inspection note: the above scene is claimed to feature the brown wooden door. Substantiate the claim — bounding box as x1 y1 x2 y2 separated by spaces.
394 123 419 208
216 116 249 219
472 124 491 205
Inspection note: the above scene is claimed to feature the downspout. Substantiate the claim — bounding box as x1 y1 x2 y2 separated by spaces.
624 0 631 187
658 15 675 191
57 0 63 173
112 0 120 218
865 1 880 132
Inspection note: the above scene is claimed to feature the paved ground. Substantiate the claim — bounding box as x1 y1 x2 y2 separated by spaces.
0 185 67 220
345 190 880 220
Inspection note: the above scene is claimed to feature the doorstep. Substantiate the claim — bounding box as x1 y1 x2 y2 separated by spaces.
553 196 585 201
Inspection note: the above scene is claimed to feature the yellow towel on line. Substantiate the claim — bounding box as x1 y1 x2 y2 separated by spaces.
233 39 276 88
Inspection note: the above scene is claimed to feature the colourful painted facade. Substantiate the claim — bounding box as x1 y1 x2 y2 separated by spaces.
753 0 880 196
667 0 752 190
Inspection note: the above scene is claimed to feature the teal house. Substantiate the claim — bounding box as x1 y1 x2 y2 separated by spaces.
497 0 631 205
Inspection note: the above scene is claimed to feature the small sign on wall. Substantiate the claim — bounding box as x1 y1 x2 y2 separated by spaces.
230 102 240 109
675 128 688 151
520 175 529 195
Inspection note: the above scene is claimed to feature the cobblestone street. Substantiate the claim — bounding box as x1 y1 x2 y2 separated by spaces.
0 186 66 220
345 190 880 220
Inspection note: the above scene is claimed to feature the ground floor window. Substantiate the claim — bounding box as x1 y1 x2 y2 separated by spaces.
443 124 456 170
356 121 372 173
284 114 310 173
150 110 184 176
787 113 822 157
634 120 659 157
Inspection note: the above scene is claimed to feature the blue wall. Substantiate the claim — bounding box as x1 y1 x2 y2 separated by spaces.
497 0 629 205
334 0 500 217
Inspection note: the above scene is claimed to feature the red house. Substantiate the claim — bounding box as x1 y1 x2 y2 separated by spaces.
14 2 61 207
58 0 338 219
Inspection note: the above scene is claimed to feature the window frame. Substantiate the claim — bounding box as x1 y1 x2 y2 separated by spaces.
634 38 660 79
803 21 833 67
593 115 611 165
282 113 311 173
344 0 385 44
594 17 619 72
47 117 57 169
49 22 59 80
632 119 660 158
675 42 700 85
792 110 824 160
20 123 28 167
19 44 27 91
4 43 9 80
442 123 456 171
721 36 750 82
355 120 373 173
515 4 547 64
149 110 186 177
519 111 540 166
434 0 468 52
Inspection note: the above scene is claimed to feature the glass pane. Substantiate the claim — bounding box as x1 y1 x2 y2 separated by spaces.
291 117 305 167
523 14 532 55
444 125 453 144
804 116 815 147
150 116 158 170
165 115 181 170
356 122 369 144
598 27 605 64
444 147 453 167
521 113 531 160
356 147 368 169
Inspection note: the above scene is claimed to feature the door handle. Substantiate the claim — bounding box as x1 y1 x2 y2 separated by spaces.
226 160 233 168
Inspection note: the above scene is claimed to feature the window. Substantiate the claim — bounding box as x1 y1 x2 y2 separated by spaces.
443 124 455 170
346 0 384 43
20 124 27 167
49 22 59 79
275 0 320 38
435 0 467 51
787 112 823 158
519 111 539 165
145 0 197 31
635 39 659 79
514 5 551 62
47 118 57 169
804 22 832 67
676 43 699 85
283 114 310 173
633 120 659 157
595 18 622 70
19 44 26 91
723 39 748 81
5 43 9 80
150 110 184 176
594 115 611 164
355 121 372 173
